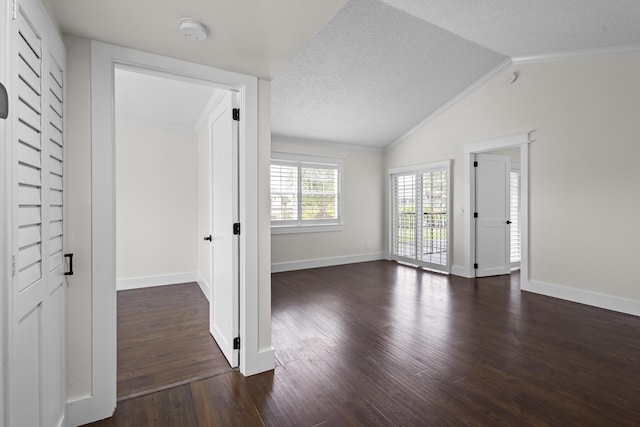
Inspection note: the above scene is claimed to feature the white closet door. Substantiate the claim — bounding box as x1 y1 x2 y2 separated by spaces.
475 154 511 277
9 0 67 425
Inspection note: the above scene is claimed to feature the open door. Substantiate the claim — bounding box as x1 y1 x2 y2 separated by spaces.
209 91 239 367
475 153 511 277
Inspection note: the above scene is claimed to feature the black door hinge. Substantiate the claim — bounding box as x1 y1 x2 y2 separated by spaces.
473 161 478 167
474 212 478 218
474 263 478 269
232 108 240 121
233 337 240 350
233 223 240 235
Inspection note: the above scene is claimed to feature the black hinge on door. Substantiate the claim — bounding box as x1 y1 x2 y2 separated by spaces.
233 223 240 235
232 108 240 121
474 263 478 269
474 212 478 218
233 337 240 350
473 161 478 167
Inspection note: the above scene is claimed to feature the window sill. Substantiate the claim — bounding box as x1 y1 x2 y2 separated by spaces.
271 224 345 235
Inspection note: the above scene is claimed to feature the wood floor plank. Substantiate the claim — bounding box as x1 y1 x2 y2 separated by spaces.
86 261 640 426
116 282 233 399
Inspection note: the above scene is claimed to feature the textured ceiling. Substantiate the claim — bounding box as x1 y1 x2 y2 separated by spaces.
46 0 640 149
272 0 640 148
380 0 640 57
271 0 507 148
115 67 220 131
47 0 348 79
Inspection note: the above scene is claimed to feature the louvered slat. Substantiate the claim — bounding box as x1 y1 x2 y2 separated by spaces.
18 206 41 227
19 225 41 248
18 163 41 187
17 57 40 96
17 98 41 131
18 120 41 150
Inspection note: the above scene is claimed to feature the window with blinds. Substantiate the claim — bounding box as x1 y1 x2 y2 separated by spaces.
390 161 451 272
270 153 342 230
510 171 521 264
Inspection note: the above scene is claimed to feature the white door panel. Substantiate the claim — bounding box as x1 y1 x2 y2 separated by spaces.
475 154 510 277
209 91 239 367
9 0 67 425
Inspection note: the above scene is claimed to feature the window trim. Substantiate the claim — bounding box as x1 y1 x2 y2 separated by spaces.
271 152 344 234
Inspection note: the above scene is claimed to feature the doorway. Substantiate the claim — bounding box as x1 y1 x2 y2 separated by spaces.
463 132 530 283
82 41 269 422
113 65 236 398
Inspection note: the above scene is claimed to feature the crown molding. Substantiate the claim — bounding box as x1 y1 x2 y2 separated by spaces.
384 57 512 152
272 134 385 153
512 44 640 64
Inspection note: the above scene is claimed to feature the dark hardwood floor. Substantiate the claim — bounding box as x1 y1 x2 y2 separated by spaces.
116 282 233 400
86 261 640 426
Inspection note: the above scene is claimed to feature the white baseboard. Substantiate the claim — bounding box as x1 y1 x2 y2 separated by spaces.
271 252 385 273
196 272 211 301
451 265 472 278
67 395 115 427
522 279 640 317
116 272 197 291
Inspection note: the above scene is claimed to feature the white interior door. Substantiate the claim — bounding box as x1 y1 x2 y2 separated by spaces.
9 0 67 425
209 91 239 367
475 153 510 277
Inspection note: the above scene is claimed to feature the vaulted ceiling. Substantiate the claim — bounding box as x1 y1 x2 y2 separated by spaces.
47 0 640 149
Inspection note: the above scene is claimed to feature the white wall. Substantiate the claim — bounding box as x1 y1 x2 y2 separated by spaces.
64 35 92 400
386 53 640 311
258 80 272 350
115 124 198 285
271 138 385 271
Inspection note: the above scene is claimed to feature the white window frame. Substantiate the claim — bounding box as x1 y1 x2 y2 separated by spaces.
271 152 344 234
388 160 452 273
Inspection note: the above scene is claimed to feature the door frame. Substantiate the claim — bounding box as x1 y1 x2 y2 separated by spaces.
67 41 273 425
1 0 8 422
463 131 531 280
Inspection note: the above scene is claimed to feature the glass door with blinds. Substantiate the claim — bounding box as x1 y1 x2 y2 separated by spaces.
510 170 521 267
390 161 451 273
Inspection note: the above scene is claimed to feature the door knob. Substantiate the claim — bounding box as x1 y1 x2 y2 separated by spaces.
203 235 212 241
506 220 512 224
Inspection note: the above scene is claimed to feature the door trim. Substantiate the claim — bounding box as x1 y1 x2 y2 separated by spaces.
66 41 273 426
463 131 531 280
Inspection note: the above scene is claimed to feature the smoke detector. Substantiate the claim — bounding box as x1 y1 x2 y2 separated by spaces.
179 18 208 42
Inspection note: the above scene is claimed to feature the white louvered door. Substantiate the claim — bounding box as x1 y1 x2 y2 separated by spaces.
9 0 67 425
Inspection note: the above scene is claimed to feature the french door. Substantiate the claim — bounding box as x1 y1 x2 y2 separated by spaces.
390 161 451 273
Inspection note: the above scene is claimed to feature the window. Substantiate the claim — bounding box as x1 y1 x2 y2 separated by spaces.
270 153 343 233
390 161 451 273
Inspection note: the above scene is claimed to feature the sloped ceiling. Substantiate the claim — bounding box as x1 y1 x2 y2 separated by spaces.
47 0 640 149
271 0 507 148
381 0 640 57
272 0 640 149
